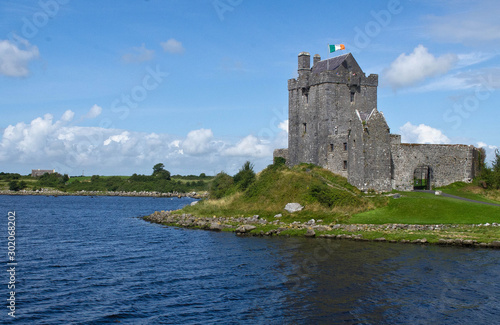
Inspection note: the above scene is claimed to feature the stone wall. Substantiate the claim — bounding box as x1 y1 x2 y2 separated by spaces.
391 144 479 191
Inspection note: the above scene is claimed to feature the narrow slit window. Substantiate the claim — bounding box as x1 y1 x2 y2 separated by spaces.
343 142 348 151
330 144 334 152
350 91 355 103
303 123 307 134
343 160 348 170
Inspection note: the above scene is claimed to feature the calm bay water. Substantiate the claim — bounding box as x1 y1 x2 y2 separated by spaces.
1 195 499 324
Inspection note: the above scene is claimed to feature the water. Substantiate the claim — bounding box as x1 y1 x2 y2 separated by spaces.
1 195 499 324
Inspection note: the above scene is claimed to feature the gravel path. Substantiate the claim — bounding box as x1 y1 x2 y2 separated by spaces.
414 190 500 207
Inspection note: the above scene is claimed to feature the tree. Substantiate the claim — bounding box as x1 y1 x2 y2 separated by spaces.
152 163 171 180
233 161 256 191
9 181 20 191
210 172 234 199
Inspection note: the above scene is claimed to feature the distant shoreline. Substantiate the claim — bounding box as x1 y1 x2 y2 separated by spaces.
0 189 206 199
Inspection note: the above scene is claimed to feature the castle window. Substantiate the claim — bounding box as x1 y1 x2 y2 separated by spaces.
343 160 348 170
330 144 334 152
302 88 309 104
343 142 348 151
350 91 355 103
303 123 307 134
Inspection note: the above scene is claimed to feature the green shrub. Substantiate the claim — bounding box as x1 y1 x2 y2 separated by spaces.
233 161 256 191
210 172 234 199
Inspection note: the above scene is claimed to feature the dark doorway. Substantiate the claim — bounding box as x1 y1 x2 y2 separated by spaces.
413 166 430 190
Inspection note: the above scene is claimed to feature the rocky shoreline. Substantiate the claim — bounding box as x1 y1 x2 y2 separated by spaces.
144 210 500 249
0 189 206 199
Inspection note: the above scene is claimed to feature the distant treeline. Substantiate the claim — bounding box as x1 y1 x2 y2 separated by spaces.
1 163 213 193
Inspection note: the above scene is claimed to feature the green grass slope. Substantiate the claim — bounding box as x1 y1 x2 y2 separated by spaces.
350 191 500 224
182 163 382 223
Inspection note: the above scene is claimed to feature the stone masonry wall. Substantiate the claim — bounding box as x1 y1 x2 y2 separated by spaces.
391 143 478 191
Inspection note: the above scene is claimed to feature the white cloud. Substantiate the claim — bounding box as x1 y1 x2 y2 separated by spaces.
410 67 500 93
0 38 39 77
399 122 451 144
160 39 185 54
182 129 214 155
61 110 75 122
103 131 130 146
384 45 457 88
223 135 273 158
426 0 500 45
477 142 499 165
86 104 102 119
0 113 286 175
122 43 155 63
278 119 288 133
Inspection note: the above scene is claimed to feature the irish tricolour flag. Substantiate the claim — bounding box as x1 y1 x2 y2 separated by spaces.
329 44 345 53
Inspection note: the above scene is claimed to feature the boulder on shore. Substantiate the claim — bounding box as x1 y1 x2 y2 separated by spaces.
235 225 256 233
284 203 304 213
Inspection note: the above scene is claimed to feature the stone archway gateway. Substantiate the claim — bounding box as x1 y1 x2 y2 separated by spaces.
413 166 430 190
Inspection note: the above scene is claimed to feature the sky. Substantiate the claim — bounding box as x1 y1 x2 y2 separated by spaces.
0 0 499 176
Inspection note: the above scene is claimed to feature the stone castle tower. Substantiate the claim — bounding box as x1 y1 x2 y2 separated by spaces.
274 52 482 191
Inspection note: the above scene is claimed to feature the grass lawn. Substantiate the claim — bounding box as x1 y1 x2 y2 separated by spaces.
436 182 500 204
350 191 500 224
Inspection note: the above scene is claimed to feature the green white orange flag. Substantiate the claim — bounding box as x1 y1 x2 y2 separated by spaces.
329 44 345 53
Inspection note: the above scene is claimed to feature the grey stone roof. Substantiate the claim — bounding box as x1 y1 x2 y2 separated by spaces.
311 53 349 74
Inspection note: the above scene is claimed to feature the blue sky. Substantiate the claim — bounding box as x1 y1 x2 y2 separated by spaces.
1 0 499 176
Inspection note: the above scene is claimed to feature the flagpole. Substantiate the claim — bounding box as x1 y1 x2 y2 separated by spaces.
327 44 330 71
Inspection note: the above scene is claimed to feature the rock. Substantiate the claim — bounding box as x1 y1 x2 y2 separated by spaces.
235 225 256 233
490 241 500 248
274 214 282 218
284 203 304 213
374 237 386 242
312 225 330 232
462 240 473 246
209 223 222 231
435 190 442 196
305 228 316 237
393 193 401 199
190 201 199 206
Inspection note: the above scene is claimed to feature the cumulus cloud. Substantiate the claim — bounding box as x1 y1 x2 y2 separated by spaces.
160 39 185 54
181 129 215 155
103 131 130 146
278 119 288 133
122 43 155 63
0 38 39 77
223 135 273 158
399 122 451 144
86 104 102 119
0 112 285 175
384 45 457 88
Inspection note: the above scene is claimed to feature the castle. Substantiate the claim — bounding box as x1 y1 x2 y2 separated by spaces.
273 52 482 192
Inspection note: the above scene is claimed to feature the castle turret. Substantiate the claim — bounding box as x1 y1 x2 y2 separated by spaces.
313 54 321 66
298 52 310 76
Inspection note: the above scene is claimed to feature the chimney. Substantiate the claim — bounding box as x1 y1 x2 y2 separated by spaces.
298 52 310 72
313 54 321 66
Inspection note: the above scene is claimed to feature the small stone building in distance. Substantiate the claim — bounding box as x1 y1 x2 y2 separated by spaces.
31 169 56 177
273 52 482 192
